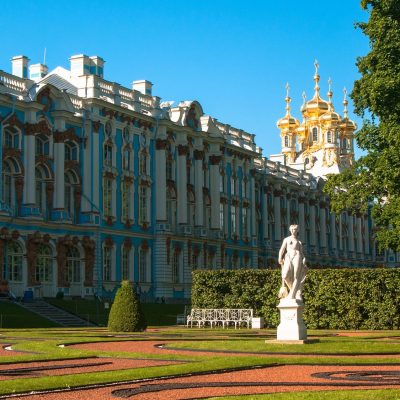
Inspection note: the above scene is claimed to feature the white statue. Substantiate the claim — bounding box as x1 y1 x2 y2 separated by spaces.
278 225 307 300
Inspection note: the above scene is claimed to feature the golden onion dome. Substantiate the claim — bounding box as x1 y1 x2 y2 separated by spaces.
277 83 300 130
319 80 341 123
340 87 357 130
302 61 330 117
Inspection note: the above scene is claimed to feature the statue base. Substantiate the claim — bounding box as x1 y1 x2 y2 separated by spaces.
276 298 307 341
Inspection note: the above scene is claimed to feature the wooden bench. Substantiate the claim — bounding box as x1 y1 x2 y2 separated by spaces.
186 308 253 329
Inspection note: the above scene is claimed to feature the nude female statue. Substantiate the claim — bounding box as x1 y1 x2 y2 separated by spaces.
278 225 307 300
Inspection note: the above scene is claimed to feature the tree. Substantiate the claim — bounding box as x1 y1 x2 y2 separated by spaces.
108 281 147 332
324 0 400 251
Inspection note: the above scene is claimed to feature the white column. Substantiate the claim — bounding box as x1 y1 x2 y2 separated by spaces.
23 134 36 204
177 144 188 224
298 193 306 244
194 149 204 226
210 154 220 230
262 186 269 239
53 118 66 210
81 119 93 212
92 124 100 211
273 186 281 242
155 138 167 221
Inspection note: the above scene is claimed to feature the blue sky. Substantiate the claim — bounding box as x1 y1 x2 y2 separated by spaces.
0 0 369 158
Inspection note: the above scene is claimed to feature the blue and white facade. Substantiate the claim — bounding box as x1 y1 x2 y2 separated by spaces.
0 55 395 300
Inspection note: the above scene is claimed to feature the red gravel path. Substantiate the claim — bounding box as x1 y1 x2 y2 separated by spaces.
9 364 400 400
0 357 181 380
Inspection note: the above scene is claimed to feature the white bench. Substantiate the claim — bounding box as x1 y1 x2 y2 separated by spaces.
186 308 253 329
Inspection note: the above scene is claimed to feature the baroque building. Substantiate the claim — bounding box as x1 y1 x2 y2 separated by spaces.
0 55 395 300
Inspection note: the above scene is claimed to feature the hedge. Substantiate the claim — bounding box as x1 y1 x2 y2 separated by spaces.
191 269 400 330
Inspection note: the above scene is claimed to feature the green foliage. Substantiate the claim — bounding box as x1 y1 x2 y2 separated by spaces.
324 1 400 251
107 281 146 332
192 269 400 329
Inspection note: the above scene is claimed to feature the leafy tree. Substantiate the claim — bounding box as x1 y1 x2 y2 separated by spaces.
108 281 146 332
324 0 400 250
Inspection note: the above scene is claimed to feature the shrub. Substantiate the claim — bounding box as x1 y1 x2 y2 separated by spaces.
108 281 147 332
192 268 400 330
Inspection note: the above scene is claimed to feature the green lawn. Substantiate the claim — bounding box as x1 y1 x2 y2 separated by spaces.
47 299 187 326
0 327 400 398
0 301 60 328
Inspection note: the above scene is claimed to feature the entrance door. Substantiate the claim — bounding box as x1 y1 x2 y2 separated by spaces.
66 247 83 297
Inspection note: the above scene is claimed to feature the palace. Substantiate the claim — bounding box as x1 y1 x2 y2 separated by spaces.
0 55 396 300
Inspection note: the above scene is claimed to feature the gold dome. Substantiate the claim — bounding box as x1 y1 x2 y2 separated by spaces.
340 87 357 130
319 80 341 124
302 61 330 118
277 83 300 130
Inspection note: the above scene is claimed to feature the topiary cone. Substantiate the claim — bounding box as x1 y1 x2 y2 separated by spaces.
107 280 147 332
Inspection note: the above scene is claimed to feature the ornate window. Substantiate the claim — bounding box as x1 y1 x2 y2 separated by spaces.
4 240 23 282
242 207 248 237
4 126 20 149
121 180 132 221
105 121 112 137
122 146 132 171
172 250 181 284
65 170 79 221
327 131 332 143
103 177 113 216
231 175 236 196
139 248 149 283
65 141 78 161
103 246 112 281
35 166 49 215
123 126 130 142
139 186 148 224
139 152 147 175
166 189 176 230
121 246 131 280
3 161 13 208
66 246 81 283
312 127 318 142
104 143 113 167
231 205 237 234
219 203 225 230
35 135 49 155
166 157 173 180
36 244 52 282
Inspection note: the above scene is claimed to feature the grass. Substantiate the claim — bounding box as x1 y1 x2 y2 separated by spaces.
0 327 400 397
47 299 187 326
0 301 60 328
165 337 400 354
208 390 400 400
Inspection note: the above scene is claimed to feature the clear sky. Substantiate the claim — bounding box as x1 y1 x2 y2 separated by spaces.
0 0 369 158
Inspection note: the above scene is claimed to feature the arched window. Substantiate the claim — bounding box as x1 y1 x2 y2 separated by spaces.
4 240 23 282
242 207 248 237
65 171 79 221
66 246 81 283
103 177 113 216
139 248 149 283
121 246 131 280
104 143 113 167
139 186 148 224
312 127 318 142
36 244 53 282
139 152 147 175
35 166 49 215
3 162 12 208
4 126 20 149
103 246 112 281
65 141 78 161
121 180 133 221
166 189 176 230
122 146 132 171
35 135 49 156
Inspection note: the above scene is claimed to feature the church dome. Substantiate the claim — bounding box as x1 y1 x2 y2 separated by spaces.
277 84 300 130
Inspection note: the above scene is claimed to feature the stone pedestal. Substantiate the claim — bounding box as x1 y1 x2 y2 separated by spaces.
251 317 264 329
277 298 307 341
